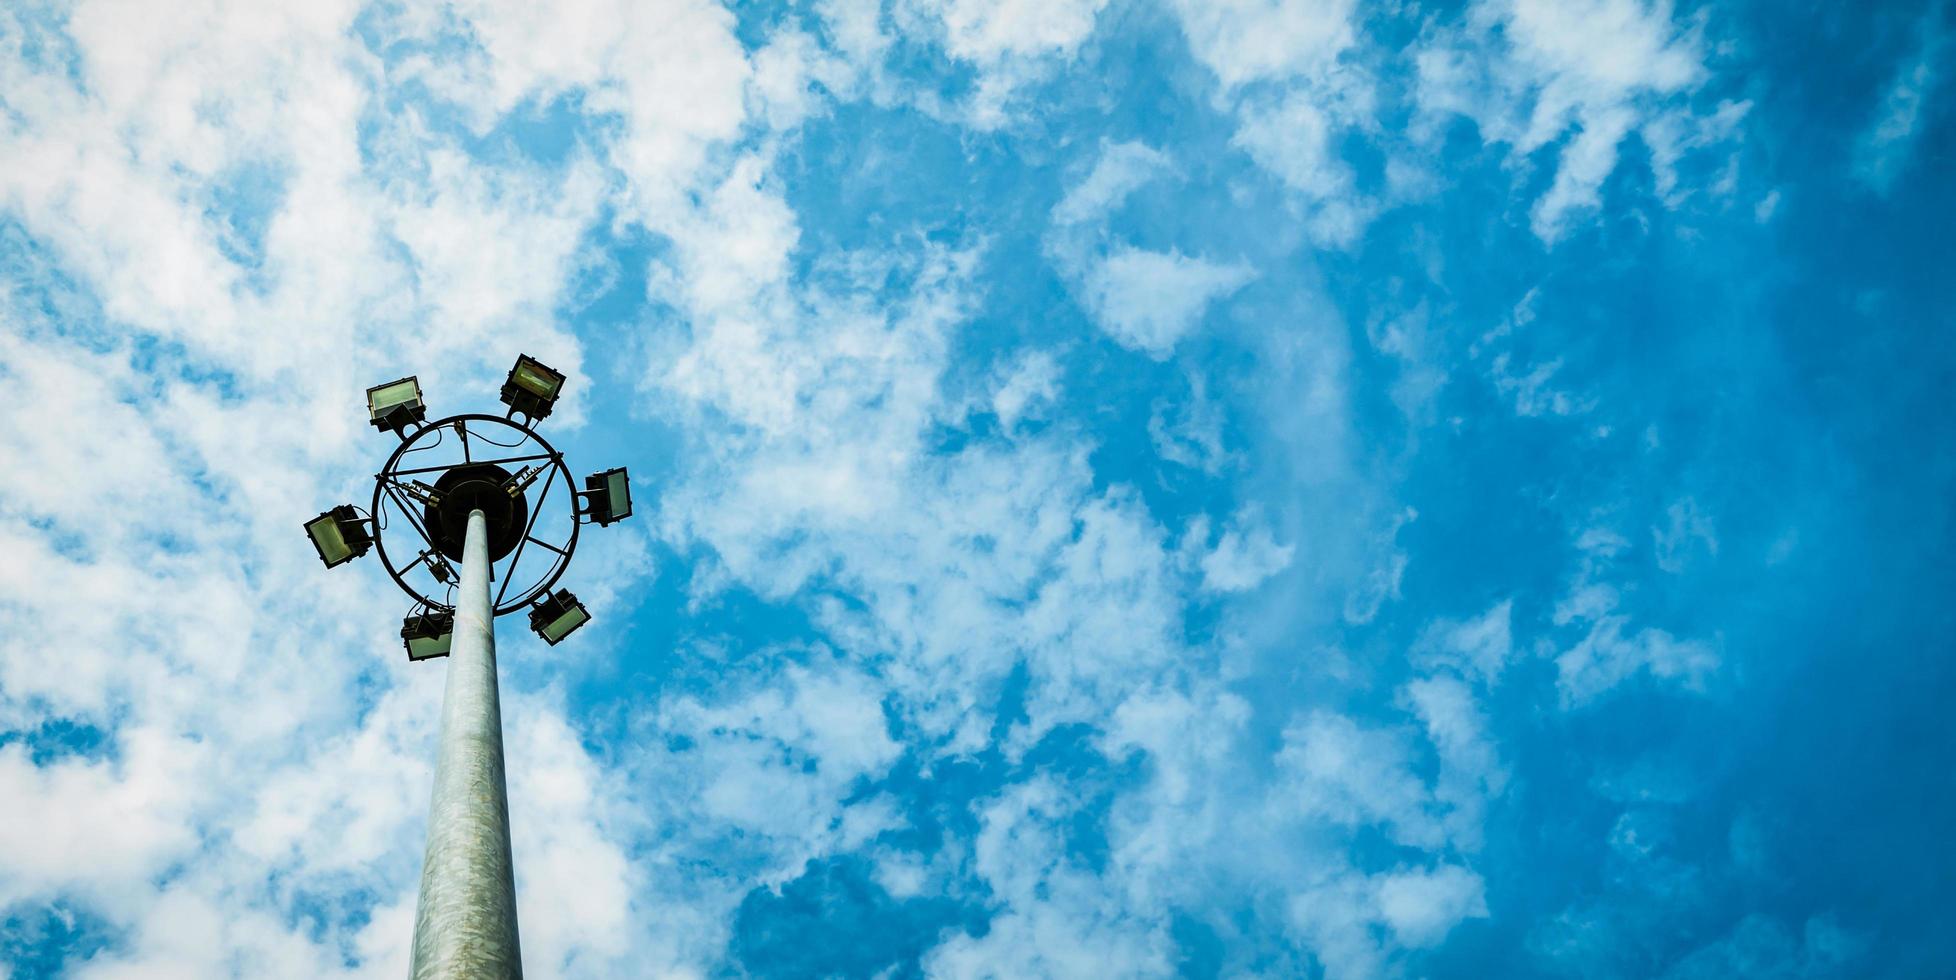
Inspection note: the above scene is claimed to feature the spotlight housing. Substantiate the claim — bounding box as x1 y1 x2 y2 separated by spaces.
581 467 632 526
500 354 565 422
366 376 427 435
528 589 589 646
402 610 455 662
305 505 372 568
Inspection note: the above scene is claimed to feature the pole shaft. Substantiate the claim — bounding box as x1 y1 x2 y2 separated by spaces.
410 509 522 978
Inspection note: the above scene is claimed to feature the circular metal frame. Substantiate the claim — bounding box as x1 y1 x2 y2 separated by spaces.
371 414 581 617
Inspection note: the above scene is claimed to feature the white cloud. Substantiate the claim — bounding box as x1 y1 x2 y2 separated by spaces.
1167 0 1357 91
1551 524 1719 706
1365 303 1450 426
505 705 642 975
1474 289 1596 417
1530 103 1637 240
935 0 1108 66
1079 246 1254 358
1278 713 1443 850
990 349 1063 431
1231 92 1371 245
1556 618 1719 707
1161 0 1379 245
1046 143 1256 358
1414 600 1516 685
0 732 203 906
1148 373 1232 474
1402 676 1507 851
923 779 1173 978
1343 507 1416 625
389 0 752 222
1050 141 1173 226
1287 862 1487 980
1416 0 1746 242
1374 864 1489 948
1754 188 1782 223
1200 510 1296 593
882 0 1110 127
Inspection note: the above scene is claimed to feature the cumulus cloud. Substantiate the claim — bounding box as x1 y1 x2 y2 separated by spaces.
923 778 1172 977
1288 862 1488 979
1168 0 1357 91
1279 713 1445 850
1165 0 1378 245
1047 142 1255 358
1079 247 1255 357
1403 676 1508 850
1199 509 1296 593
1374 864 1490 948
1231 92 1372 245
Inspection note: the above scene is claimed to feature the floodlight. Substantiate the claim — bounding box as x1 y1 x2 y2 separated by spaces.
305 505 372 568
581 467 632 526
367 376 427 434
402 610 455 662
528 589 589 645
500 354 565 421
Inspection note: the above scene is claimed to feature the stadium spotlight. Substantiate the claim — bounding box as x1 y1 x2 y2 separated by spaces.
528 589 589 646
580 467 632 526
305 505 372 568
500 354 565 421
402 610 456 662
367 376 427 435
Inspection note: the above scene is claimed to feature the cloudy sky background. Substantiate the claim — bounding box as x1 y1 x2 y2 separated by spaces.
1 0 1951 976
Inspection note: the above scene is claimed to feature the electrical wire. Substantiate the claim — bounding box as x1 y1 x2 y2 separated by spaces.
467 421 531 449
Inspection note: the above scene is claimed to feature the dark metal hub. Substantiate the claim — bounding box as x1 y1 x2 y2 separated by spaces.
424 463 528 561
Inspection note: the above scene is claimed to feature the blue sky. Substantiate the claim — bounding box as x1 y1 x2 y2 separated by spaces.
0 0 1951 976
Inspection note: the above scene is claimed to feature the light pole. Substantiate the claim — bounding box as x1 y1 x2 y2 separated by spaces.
306 355 632 979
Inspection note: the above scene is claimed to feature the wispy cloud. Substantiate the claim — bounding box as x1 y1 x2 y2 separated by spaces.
1853 9 1946 195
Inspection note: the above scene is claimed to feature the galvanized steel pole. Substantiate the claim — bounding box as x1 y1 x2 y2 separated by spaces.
410 508 523 978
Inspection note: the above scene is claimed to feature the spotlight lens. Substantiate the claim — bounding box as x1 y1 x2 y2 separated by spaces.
605 469 630 520
541 605 589 643
530 590 591 645
512 359 562 399
402 612 455 661
367 378 422 419
307 513 352 565
407 632 453 661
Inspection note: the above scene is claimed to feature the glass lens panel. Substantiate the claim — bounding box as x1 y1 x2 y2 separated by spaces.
408 633 452 661
606 471 630 517
543 605 589 642
514 360 562 398
308 516 351 563
368 378 421 416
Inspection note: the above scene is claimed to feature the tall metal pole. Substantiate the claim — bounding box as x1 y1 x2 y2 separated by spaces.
411 508 523 978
